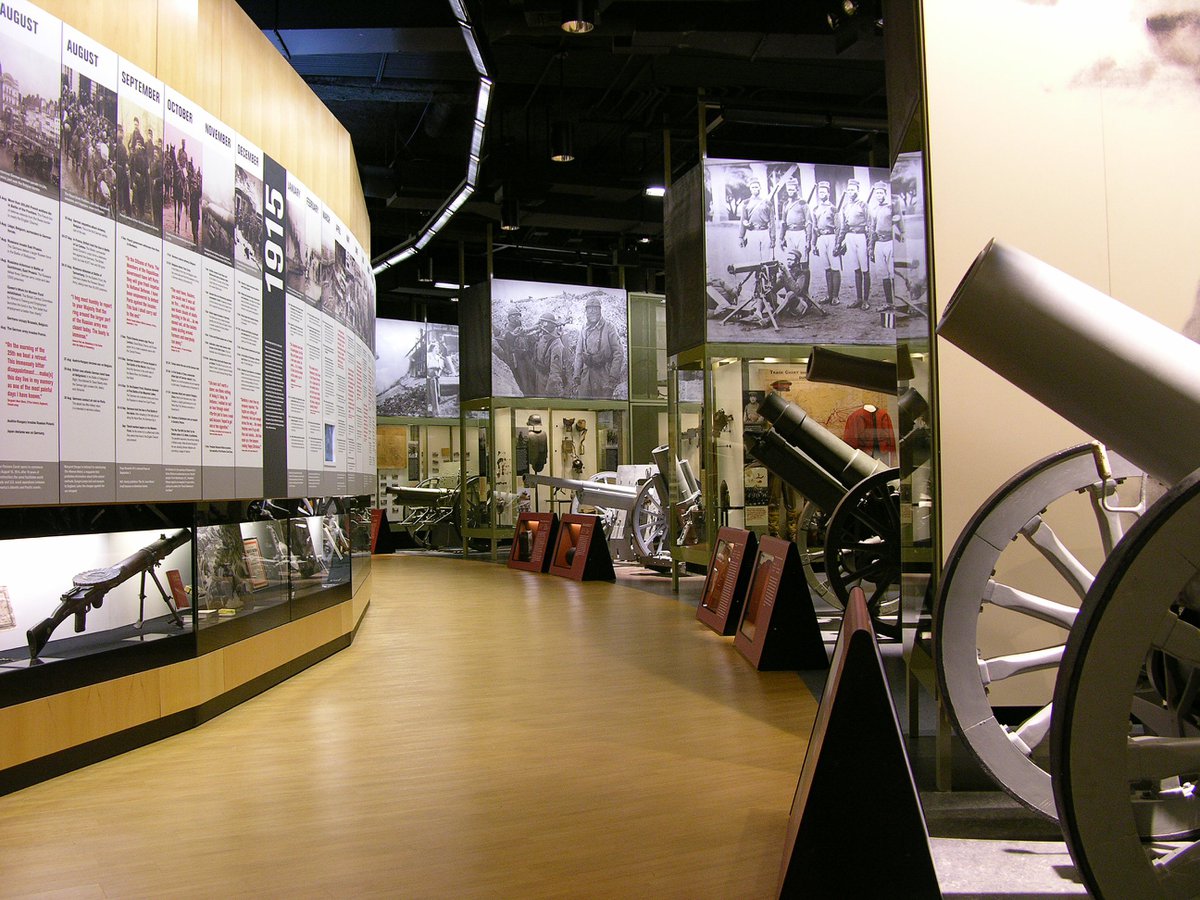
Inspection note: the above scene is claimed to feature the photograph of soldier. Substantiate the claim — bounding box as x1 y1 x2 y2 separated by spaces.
200 144 234 265
867 180 900 313
375 319 461 418
115 102 163 235
233 162 263 273
0 36 61 196
835 178 871 310
703 158 891 346
490 280 628 400
60 67 117 218
573 294 624 399
162 124 200 249
890 152 929 343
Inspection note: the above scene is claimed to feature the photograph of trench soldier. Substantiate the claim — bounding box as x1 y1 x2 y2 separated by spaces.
534 312 569 397
495 307 537 396
0 37 60 196
573 295 623 399
60 67 117 218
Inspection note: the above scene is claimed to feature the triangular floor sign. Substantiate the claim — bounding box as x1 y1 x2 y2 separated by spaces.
777 588 939 898
547 513 615 581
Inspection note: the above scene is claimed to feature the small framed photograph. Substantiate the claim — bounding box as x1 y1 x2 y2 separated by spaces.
242 537 270 590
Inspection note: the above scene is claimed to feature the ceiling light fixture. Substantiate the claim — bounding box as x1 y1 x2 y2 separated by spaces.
644 186 666 198
842 0 858 15
550 121 575 162
561 0 596 34
500 195 520 231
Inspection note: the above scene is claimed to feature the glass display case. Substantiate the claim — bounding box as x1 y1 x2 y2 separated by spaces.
0 498 371 699
461 398 630 557
668 345 901 590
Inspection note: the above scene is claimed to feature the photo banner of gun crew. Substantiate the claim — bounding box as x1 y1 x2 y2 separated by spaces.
491 278 629 401
703 158 894 346
375 319 461 418
0 0 378 508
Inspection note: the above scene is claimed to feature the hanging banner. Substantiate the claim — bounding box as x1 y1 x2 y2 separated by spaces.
59 22 116 502
113 56 163 499
198 107 235 498
233 131 264 498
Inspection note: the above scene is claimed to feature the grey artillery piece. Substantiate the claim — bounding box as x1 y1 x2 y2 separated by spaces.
384 476 516 549
745 392 900 636
522 445 683 567
936 239 1200 899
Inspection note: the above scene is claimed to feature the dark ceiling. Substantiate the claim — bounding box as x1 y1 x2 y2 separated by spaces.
233 0 887 320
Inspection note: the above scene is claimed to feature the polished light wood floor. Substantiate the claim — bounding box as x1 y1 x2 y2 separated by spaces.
0 555 818 899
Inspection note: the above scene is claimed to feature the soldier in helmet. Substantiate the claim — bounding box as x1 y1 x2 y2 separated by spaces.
867 180 901 311
836 178 872 310
497 307 536 395
534 312 567 397
810 180 841 306
573 296 623 398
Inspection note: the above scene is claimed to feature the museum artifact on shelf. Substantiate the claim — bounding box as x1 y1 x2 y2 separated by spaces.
27 528 192 659
938 239 1200 900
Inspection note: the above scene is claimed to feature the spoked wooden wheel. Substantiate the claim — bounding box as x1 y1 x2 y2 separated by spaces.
936 443 1142 819
630 479 667 562
1052 468 1200 899
823 468 901 638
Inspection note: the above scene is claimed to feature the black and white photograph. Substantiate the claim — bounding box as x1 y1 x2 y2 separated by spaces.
490 278 628 401
60 67 116 218
0 27 61 196
375 319 460 418
115 99 162 235
201 128 234 266
162 120 200 249
891 150 928 343
703 158 892 346
233 160 263 273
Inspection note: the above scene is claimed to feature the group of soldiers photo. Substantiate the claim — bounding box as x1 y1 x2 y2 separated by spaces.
704 160 900 346
491 287 628 401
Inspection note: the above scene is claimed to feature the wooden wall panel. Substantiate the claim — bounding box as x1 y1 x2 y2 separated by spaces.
220 0 265 152
44 0 160 74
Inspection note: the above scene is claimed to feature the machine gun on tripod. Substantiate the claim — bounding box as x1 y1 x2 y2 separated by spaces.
27 528 192 660
719 260 784 330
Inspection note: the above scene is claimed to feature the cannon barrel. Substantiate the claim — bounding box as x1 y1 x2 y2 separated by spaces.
384 484 453 507
759 392 889 489
939 240 1200 485
523 472 643 513
745 431 849 512
805 346 914 394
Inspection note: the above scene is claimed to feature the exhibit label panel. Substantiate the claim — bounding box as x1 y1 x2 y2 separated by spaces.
199 107 236 498
114 57 164 500
233 132 264 498
161 86 202 499
0 0 62 505
58 22 116 503
0 0 377 508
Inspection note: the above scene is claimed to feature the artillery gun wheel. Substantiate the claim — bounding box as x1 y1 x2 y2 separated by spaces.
823 468 901 638
795 501 833 602
630 479 667 562
936 443 1142 820
1052 467 1200 898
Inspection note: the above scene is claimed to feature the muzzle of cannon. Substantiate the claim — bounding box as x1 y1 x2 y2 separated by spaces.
524 472 644 512
805 345 915 394
758 392 890 492
939 239 1200 485
937 241 1200 897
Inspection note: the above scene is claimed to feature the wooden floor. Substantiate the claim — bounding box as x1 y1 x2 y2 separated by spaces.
0 555 818 899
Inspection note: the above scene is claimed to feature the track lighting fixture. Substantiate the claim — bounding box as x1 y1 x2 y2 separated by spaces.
550 121 575 162
561 0 596 34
